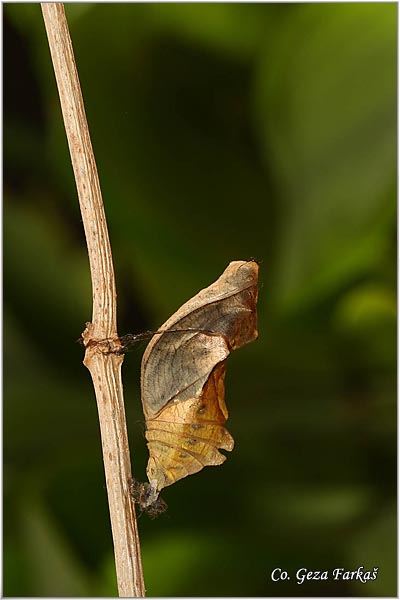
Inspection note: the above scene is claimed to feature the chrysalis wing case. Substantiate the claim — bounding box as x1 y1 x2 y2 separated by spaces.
140 260 259 498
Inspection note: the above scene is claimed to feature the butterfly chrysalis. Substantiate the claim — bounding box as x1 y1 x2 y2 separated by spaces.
133 260 259 515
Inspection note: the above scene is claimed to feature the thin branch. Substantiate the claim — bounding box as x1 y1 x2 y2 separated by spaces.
41 4 145 597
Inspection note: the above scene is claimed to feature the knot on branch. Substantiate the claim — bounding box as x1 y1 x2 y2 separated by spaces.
81 322 122 355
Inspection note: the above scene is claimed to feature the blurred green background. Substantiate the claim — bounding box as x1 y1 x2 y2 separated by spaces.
4 3 397 597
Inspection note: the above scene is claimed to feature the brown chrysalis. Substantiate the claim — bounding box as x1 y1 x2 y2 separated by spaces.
133 260 259 514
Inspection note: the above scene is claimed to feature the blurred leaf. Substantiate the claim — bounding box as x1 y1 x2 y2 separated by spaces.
145 3 268 59
334 285 396 331
333 284 396 369
348 503 397 596
20 496 92 596
142 533 213 596
256 484 374 527
4 3 41 34
3 542 29 597
3 308 101 497
4 200 91 349
255 4 396 312
96 553 118 597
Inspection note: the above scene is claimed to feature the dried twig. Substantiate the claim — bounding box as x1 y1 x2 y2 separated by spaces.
41 4 145 596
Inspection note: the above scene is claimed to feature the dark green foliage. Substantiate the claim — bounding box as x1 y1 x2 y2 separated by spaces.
4 4 396 596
